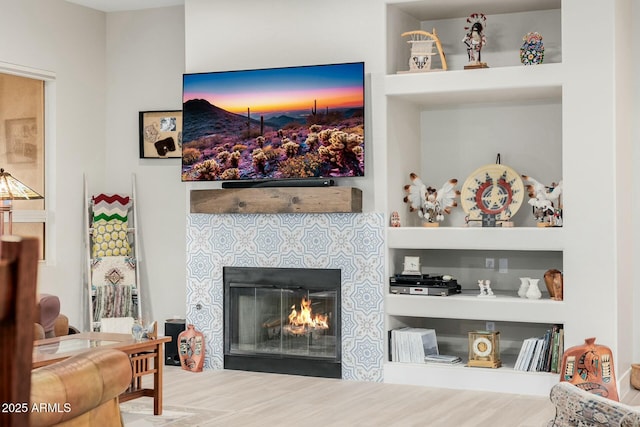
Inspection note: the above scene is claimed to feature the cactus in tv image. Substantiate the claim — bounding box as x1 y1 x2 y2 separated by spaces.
192 159 221 181
252 148 268 174
220 168 240 180
217 150 231 166
317 129 364 171
279 153 323 178
229 150 241 168
182 101 364 180
182 147 201 165
282 138 300 157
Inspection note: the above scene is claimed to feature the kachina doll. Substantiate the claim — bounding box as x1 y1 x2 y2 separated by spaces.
462 13 488 69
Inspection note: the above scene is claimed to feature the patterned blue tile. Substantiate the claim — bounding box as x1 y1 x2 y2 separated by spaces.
185 212 385 382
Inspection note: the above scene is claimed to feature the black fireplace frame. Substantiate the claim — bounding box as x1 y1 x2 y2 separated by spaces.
223 266 342 378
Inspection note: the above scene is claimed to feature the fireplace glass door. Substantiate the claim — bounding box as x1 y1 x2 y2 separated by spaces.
228 283 338 360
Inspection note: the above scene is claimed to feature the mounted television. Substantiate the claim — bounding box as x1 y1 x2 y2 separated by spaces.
181 62 365 183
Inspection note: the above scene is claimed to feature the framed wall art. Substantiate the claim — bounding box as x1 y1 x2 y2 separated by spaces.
5 118 38 163
139 110 182 159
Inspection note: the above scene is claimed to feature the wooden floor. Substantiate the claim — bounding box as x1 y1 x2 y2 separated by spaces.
147 366 561 426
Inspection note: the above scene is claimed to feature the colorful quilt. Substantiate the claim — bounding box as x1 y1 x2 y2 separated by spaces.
91 256 136 289
91 193 132 257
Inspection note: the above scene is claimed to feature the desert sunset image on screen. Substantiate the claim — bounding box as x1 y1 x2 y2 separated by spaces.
181 62 364 181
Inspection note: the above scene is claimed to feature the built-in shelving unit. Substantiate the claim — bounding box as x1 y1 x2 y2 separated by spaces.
380 0 567 396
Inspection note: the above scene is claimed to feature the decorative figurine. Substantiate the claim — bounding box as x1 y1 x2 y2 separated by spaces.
390 211 401 227
399 29 448 73
403 173 460 226
462 13 488 69
521 175 563 226
477 280 495 298
520 32 544 65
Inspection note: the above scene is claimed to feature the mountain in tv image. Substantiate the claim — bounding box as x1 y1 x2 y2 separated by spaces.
181 98 364 181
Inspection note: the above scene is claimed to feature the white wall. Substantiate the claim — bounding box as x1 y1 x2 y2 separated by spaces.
105 7 186 334
184 0 383 212
0 0 107 328
0 1 187 333
633 1 640 363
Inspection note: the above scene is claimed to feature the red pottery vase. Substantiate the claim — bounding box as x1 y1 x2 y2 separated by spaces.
560 337 618 401
178 324 205 372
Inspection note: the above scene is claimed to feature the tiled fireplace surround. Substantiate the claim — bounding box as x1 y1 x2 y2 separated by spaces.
186 212 385 381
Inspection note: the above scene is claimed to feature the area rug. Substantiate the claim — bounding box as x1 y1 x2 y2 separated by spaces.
120 401 221 426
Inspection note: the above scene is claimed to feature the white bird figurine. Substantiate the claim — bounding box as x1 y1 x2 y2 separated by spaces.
521 175 562 213
403 173 460 223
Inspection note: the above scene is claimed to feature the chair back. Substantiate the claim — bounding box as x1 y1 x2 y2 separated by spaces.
0 236 40 426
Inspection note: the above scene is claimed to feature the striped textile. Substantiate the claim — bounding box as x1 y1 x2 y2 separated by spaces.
93 284 134 321
92 193 130 222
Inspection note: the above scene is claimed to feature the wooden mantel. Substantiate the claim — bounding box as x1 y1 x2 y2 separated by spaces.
190 187 362 214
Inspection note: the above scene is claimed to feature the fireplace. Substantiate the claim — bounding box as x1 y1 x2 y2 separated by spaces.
224 266 341 378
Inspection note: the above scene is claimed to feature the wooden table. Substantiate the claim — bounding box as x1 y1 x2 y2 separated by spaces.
33 332 172 415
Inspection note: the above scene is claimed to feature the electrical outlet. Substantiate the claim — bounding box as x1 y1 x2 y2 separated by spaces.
485 258 495 269
486 321 495 331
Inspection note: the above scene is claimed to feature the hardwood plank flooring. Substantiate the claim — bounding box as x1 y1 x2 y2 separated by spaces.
136 366 561 426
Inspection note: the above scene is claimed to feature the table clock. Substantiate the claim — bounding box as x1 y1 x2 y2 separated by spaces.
468 330 501 368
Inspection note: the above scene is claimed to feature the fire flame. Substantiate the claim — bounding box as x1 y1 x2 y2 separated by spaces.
288 297 329 333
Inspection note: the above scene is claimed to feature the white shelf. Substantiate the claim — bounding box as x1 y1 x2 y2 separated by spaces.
384 361 558 396
386 0 561 21
386 293 565 324
385 63 563 107
387 226 564 251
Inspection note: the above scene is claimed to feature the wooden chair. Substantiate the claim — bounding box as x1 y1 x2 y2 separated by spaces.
0 236 40 427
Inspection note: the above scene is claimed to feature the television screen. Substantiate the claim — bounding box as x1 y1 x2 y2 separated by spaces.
181 62 365 182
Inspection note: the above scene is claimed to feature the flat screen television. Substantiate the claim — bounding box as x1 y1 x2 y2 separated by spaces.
181 62 365 183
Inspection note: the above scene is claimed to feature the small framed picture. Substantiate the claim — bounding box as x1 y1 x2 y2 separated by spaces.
6 118 38 163
402 256 421 275
139 110 182 159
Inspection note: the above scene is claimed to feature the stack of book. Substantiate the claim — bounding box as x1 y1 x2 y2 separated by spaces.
424 354 462 365
514 325 564 373
390 328 439 363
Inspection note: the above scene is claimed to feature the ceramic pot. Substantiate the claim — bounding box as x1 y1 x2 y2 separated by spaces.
517 277 530 298
544 269 563 301
178 324 205 372
631 364 640 390
560 337 618 401
520 32 544 65
525 278 542 299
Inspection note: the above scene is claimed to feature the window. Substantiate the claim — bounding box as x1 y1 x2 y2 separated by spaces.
0 64 54 260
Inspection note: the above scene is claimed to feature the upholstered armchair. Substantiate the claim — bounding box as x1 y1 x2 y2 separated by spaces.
30 348 132 427
35 294 71 340
548 382 640 426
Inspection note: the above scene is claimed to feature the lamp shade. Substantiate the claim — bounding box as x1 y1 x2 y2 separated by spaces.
0 169 43 200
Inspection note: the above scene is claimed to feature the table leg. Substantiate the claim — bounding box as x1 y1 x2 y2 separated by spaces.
154 342 163 415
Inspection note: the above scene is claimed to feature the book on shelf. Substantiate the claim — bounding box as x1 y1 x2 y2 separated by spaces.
390 328 438 364
515 325 564 373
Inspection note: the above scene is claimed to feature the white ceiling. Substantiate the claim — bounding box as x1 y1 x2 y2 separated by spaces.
65 0 184 12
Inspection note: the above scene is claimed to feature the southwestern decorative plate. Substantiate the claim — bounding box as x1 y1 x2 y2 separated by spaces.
461 163 524 223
